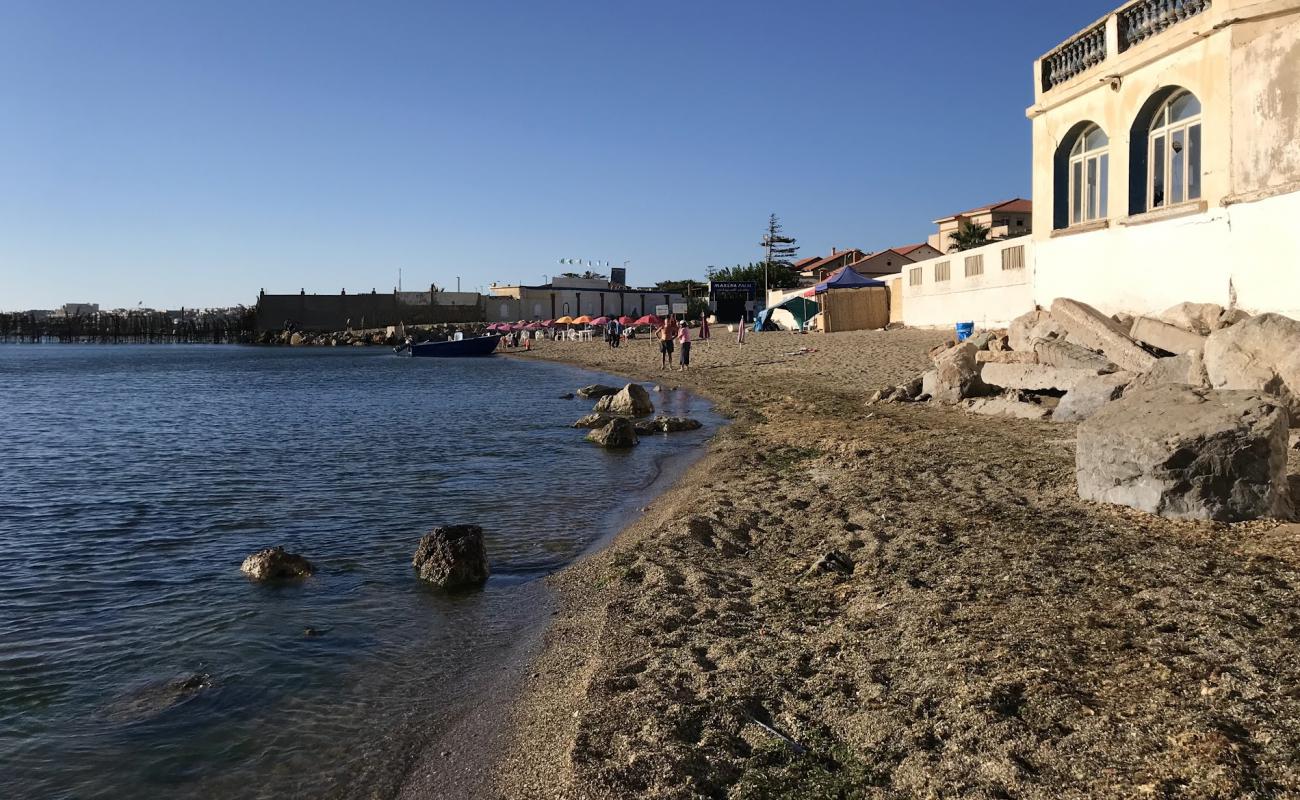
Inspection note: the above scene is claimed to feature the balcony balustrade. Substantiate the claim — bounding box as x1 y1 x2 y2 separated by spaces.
1040 0 1214 93
1119 0 1212 51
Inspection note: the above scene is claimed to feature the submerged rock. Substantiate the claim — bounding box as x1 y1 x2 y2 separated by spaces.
573 412 616 429
633 416 704 435
412 525 490 589
586 418 639 448
576 384 620 399
240 547 314 580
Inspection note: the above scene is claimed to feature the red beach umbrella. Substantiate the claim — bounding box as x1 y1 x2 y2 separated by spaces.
524 322 542 331
541 319 555 328
617 315 635 325
633 314 659 326
590 316 610 325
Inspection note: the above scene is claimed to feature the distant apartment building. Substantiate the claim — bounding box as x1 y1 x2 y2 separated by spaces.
848 243 945 278
487 275 684 322
795 249 868 285
927 199 1033 254
900 0 1300 327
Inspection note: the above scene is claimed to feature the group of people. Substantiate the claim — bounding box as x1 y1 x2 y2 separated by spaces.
655 314 712 371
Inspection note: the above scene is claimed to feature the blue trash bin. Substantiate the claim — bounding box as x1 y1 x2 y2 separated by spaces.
955 321 975 342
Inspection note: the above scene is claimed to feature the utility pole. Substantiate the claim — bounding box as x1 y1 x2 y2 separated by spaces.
398 268 402 292
457 276 461 292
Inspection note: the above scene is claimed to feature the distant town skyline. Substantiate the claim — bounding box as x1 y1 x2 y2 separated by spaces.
0 0 1119 311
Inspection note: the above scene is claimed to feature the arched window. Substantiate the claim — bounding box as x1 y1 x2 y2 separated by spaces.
1148 90 1201 209
1069 124 1109 225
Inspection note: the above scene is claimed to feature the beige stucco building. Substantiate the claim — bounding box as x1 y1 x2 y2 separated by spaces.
927 200 1033 254
900 0 1300 328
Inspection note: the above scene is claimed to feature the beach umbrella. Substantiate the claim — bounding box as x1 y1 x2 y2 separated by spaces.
510 322 527 331
524 322 542 331
487 322 504 331
617 315 635 325
590 316 610 325
541 319 555 328
572 315 592 325
633 314 659 326
554 315 574 325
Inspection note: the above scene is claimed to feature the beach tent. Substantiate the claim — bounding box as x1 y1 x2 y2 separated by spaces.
814 266 887 294
815 267 890 332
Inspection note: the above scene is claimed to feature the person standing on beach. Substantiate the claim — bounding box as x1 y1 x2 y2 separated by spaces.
677 322 691 372
737 315 746 345
700 313 710 341
658 316 678 370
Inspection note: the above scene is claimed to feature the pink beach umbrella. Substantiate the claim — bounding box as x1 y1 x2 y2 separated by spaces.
590 316 610 326
524 322 542 331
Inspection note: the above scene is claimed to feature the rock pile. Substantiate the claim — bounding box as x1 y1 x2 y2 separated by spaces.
871 299 1298 521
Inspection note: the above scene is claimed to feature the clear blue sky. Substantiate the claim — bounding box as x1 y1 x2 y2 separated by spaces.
0 0 1119 311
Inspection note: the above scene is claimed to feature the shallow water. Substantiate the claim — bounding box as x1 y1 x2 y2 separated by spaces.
0 345 716 799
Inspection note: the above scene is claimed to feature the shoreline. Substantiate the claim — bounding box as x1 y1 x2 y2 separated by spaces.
483 331 1300 798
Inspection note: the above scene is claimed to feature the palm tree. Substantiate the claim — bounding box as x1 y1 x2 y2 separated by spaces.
948 220 991 252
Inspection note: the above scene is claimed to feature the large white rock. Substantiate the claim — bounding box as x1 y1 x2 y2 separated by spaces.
1135 350 1209 389
1051 298 1157 374
1054 372 1134 423
1129 316 1209 355
1076 385 1293 521
1008 309 1065 352
1203 313 1300 424
922 341 982 404
1032 337 1117 371
980 362 1102 392
963 396 1050 420
1159 302 1225 335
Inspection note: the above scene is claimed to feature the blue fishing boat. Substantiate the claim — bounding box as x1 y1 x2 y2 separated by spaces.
396 334 503 357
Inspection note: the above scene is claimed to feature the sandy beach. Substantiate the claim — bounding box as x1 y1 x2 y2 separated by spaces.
490 328 1300 799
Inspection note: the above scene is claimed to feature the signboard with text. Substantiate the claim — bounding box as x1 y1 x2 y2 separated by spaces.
655 304 670 317
671 303 688 315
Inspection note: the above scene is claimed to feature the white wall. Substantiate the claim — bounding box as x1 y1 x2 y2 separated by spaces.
901 239 1037 329
1033 189 1300 319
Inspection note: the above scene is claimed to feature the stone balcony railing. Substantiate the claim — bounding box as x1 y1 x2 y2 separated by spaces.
1039 0 1213 93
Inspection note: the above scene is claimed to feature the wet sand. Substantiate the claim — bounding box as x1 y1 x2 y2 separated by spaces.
492 329 1300 799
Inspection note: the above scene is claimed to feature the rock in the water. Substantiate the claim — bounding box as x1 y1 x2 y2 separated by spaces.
1136 350 1209 389
240 547 314 580
558 393 575 400
593 383 655 417
289 332 304 346
980 362 1102 392
1055 372 1134 422
963 396 1051 420
1129 316 1209 355
1203 313 1300 423
635 416 703 434
586 418 639 448
576 384 620 399
1076 384 1293 521
1051 298 1157 373
1008 309 1065 352
1032 337 1117 372
573 412 616 429
412 525 490 588
922 341 982 404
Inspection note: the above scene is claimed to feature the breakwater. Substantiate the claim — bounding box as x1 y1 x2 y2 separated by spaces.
0 310 256 344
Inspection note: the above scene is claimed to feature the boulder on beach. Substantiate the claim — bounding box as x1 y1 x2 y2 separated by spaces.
921 341 982 404
1203 313 1300 423
576 384 620 399
412 525 490 589
1054 372 1134 423
593 384 655 417
586 418 639 448
1076 384 1293 521
240 547 314 580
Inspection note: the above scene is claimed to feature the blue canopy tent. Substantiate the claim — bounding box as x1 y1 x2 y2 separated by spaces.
815 266 887 294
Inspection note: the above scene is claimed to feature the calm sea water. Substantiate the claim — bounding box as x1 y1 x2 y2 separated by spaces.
0 345 716 799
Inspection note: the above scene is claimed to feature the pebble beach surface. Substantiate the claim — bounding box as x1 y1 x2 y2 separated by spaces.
488 328 1300 799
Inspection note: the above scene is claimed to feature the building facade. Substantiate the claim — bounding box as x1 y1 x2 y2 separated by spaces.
928 200 1033 254
900 0 1300 328
487 276 684 322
